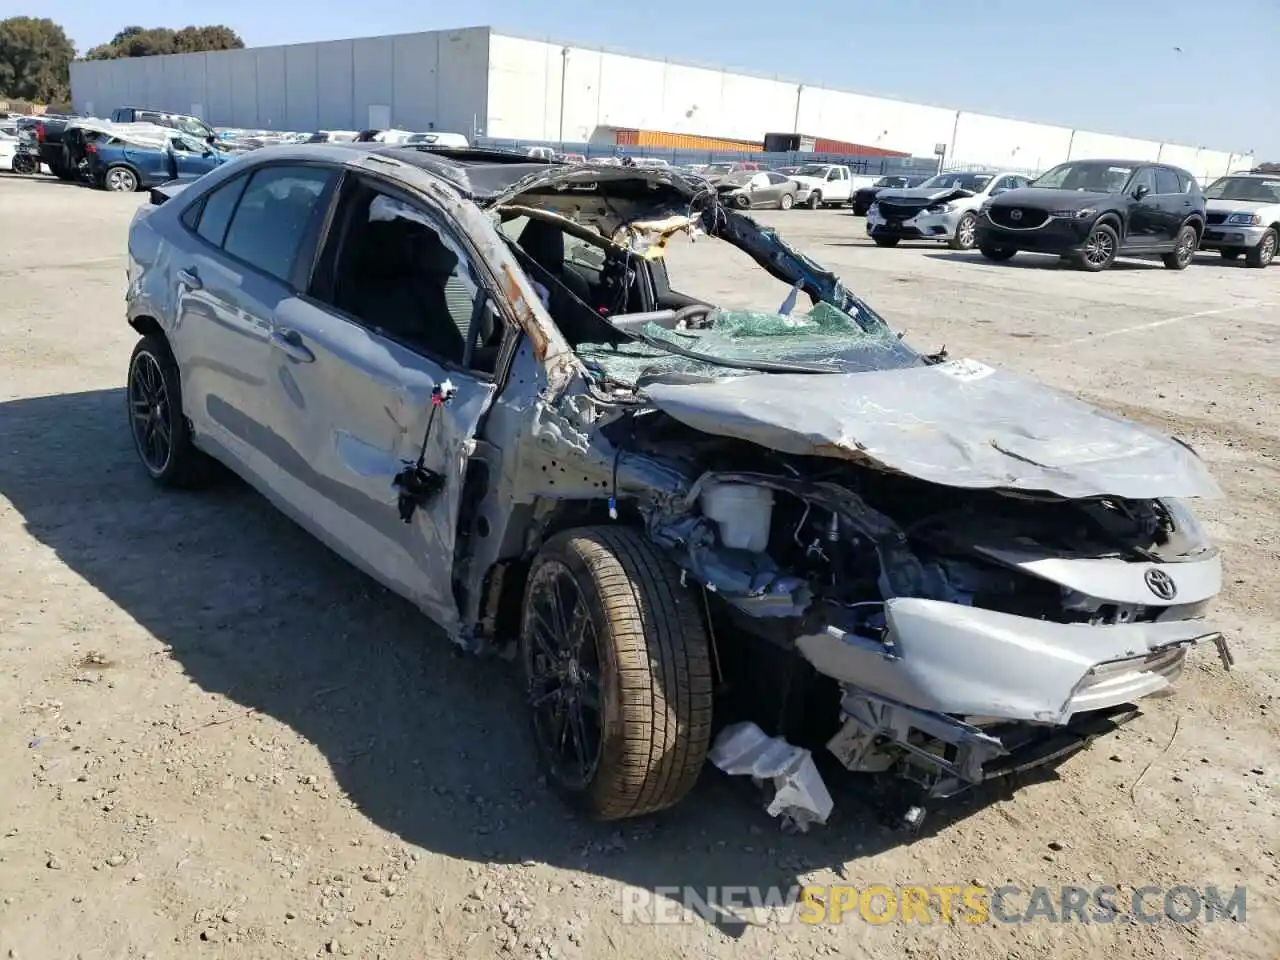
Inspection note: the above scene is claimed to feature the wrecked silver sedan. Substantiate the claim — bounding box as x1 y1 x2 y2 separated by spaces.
124 144 1231 830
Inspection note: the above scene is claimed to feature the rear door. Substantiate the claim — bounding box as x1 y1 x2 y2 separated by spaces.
1125 166 1162 246
123 144 170 185
169 162 339 478
259 173 502 627
1155 165 1194 237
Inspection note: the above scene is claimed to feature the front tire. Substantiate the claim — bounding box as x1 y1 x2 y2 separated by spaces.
520 526 713 821
806 191 821 210
1245 227 1277 268
11 153 36 175
872 235 900 248
1162 225 1197 270
734 193 751 209
127 336 214 488
1074 222 1118 271
949 212 978 250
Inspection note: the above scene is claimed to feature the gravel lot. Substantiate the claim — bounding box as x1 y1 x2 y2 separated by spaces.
1 171 1277 960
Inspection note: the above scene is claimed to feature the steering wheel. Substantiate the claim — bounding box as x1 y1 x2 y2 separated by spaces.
673 303 716 331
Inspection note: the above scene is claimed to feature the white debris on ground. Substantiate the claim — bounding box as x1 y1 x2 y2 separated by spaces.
707 722 835 831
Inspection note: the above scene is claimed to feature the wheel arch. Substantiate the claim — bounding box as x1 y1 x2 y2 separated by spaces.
129 314 167 344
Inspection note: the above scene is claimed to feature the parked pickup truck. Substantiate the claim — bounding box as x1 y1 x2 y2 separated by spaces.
786 163 855 209
110 107 216 143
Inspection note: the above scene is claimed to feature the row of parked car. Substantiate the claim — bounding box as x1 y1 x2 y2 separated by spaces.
0 108 487 192
858 160 1280 271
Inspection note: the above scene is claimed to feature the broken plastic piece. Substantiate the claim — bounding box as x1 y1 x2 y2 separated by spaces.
708 722 835 831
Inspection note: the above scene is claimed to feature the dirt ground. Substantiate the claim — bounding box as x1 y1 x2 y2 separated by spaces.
0 171 1276 960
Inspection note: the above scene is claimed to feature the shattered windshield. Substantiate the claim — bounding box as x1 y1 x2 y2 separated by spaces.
919 172 992 192
1203 176 1280 202
578 301 920 384
1032 161 1133 192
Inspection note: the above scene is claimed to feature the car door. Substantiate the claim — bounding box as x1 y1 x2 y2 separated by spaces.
169 135 217 178
752 172 784 206
122 143 170 185
261 173 501 627
169 162 339 479
1124 167 1162 246
1155 165 1192 238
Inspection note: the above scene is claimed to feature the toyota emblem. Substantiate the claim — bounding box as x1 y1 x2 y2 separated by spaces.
1009 209 1023 221
1144 568 1177 601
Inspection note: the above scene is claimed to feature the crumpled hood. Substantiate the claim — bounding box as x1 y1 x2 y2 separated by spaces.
876 186 975 204
641 359 1221 500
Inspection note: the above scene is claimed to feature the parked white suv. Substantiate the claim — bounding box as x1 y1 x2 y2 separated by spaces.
1198 173 1280 267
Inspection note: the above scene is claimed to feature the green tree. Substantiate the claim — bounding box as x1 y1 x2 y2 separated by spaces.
0 16 75 103
84 24 244 60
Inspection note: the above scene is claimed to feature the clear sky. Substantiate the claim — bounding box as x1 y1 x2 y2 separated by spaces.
40 0 1277 160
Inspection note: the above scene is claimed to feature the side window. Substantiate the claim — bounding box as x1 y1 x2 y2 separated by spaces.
169 136 196 154
222 166 336 282
766 172 788 185
1155 167 1181 195
1173 169 1194 193
1129 167 1157 196
323 188 481 367
181 172 249 246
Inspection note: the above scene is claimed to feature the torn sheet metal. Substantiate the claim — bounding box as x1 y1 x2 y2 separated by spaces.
611 214 702 259
67 118 175 149
642 361 1221 500
708 722 834 830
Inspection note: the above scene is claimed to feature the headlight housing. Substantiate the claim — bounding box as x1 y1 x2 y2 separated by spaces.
1051 207 1096 219
926 201 955 214
1225 211 1262 226
867 202 878 215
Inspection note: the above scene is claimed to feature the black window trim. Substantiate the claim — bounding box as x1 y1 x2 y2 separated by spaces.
296 169 509 381
176 159 341 290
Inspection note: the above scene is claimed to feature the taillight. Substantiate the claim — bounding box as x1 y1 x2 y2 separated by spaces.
35 123 45 142
84 143 97 154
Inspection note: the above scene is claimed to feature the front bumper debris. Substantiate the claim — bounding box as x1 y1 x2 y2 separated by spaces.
867 207 963 240
707 722 835 831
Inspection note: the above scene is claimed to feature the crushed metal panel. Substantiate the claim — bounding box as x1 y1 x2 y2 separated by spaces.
642 362 1221 500
708 722 835 831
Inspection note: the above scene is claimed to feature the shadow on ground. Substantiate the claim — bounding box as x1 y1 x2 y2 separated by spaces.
0 387 1063 932
0 172 87 188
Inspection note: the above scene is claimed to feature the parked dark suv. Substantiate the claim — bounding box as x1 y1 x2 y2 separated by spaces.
975 159 1205 272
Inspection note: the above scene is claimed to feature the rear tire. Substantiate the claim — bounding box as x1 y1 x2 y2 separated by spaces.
104 165 139 192
520 526 713 821
779 192 795 210
979 243 1016 262
872 236 900 248
126 336 216 488
1162 225 1197 270
1244 228 1277 268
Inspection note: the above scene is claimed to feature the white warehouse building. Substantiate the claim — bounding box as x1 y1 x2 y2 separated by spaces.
70 26 1252 181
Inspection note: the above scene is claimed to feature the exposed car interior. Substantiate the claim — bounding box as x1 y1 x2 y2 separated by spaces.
316 179 504 371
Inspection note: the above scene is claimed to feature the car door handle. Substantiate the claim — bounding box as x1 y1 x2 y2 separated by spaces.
271 328 315 363
176 267 202 290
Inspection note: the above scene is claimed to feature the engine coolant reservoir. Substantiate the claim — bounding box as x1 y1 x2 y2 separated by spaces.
699 482 774 552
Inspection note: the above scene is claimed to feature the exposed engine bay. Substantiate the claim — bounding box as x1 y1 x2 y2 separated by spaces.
470 162 1232 830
